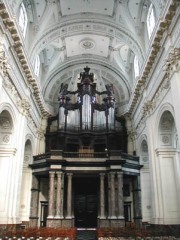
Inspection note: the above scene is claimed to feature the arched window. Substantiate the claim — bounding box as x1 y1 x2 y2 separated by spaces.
147 4 156 38
18 2 28 37
34 55 40 77
134 55 140 78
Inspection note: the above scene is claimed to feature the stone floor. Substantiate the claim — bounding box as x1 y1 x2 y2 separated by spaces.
77 229 97 240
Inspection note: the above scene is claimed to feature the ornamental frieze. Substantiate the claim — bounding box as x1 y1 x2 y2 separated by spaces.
0 47 9 76
163 48 180 76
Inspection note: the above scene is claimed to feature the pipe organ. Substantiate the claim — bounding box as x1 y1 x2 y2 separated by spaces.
46 67 127 152
58 66 116 132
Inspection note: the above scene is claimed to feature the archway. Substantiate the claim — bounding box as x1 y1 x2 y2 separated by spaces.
139 138 152 223
156 110 180 224
0 110 14 223
19 139 33 222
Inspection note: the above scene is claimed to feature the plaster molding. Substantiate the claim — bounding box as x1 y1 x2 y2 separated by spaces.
36 128 45 140
0 3 51 117
135 76 170 136
128 130 137 141
2 69 38 135
128 0 179 114
0 46 10 76
163 48 180 77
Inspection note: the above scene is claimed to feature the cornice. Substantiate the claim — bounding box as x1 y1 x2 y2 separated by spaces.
0 2 51 118
0 46 43 137
127 0 179 115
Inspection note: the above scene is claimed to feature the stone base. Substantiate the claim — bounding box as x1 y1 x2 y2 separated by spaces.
29 218 38 227
143 223 180 238
98 218 125 228
0 223 26 231
46 218 74 228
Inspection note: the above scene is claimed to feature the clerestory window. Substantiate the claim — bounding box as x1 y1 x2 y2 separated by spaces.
18 2 28 37
34 55 40 77
134 55 140 78
147 4 156 38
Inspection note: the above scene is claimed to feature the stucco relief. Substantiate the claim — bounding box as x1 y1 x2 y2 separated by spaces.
135 76 171 136
0 47 9 76
162 135 170 144
17 98 31 115
2 134 10 143
164 48 180 76
36 128 45 140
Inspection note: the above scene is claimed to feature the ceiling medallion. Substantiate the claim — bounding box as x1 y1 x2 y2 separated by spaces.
80 39 95 50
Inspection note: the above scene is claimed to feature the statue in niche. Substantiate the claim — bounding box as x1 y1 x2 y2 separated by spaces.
59 83 68 96
0 117 11 129
141 140 148 153
161 112 173 131
58 83 69 104
105 84 114 96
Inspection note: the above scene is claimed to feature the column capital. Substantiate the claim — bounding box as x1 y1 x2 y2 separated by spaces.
100 173 106 177
67 173 73 177
49 171 55 176
117 172 123 178
110 172 116 177
56 171 62 176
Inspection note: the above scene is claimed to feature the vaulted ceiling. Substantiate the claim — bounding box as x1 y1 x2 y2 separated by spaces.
7 0 164 115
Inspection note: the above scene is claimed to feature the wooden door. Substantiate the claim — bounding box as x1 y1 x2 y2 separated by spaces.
74 178 98 228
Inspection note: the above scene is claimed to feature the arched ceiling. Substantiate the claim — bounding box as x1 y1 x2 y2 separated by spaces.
22 0 152 114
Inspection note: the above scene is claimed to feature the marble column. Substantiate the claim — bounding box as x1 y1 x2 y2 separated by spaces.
29 175 39 227
100 173 105 218
60 172 64 218
66 173 73 218
133 175 142 226
108 173 111 218
55 171 62 218
117 172 124 218
110 172 116 218
48 171 55 218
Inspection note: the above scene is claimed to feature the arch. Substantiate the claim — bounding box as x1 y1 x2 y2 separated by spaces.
158 111 176 148
138 134 149 165
25 134 35 152
0 109 14 145
19 138 33 221
154 105 180 224
23 139 33 166
138 134 152 222
155 103 175 148
43 61 131 113
0 103 16 128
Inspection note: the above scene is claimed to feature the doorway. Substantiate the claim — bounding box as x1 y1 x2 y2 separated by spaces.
40 201 48 227
74 177 98 228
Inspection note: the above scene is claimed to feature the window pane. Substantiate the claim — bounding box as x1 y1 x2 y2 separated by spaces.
147 4 155 38
34 55 40 76
18 3 28 37
134 55 140 78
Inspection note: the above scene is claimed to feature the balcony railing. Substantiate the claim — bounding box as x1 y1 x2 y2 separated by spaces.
33 150 139 162
62 152 107 158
